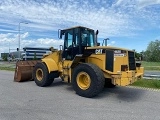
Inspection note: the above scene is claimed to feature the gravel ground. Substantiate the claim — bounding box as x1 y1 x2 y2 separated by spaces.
1 70 160 120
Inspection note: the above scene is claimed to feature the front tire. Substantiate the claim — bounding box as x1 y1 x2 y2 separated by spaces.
72 63 105 98
33 62 54 87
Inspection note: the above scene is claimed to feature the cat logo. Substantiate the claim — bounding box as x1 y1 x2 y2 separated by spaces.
95 49 103 54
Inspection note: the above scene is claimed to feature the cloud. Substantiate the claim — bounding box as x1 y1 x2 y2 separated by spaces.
0 0 160 55
113 0 125 6
0 32 63 55
21 38 63 49
0 0 140 38
0 33 13 39
136 0 160 8
0 0 159 38
21 32 29 39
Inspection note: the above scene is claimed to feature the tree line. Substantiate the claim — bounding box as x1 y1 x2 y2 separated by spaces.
135 40 160 62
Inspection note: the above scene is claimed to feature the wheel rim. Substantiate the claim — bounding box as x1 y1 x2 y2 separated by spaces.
36 68 43 81
76 72 91 90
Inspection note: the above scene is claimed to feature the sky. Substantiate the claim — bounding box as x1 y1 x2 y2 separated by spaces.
0 0 160 56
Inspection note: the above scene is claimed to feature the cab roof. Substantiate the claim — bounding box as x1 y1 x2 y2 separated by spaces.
62 26 94 31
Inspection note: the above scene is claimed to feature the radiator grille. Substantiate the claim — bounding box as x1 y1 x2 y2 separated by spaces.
128 51 136 70
105 50 114 72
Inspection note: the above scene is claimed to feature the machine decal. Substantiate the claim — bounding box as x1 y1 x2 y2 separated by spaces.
95 49 103 54
114 50 126 57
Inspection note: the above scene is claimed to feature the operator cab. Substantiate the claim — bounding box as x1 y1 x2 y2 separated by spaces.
59 26 96 60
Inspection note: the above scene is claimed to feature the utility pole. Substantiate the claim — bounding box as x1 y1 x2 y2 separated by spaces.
18 22 28 59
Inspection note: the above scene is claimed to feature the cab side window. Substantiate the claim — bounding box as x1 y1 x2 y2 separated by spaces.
73 33 79 47
65 30 73 48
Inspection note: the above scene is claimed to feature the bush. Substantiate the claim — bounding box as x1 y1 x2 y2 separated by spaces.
2 54 8 61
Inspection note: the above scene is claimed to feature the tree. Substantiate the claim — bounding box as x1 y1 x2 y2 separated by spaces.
132 49 142 60
34 52 37 60
2 54 8 61
143 40 160 62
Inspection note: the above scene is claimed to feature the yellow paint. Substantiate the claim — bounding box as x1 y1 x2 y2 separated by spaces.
84 52 144 86
76 72 91 90
36 68 43 81
61 60 72 82
136 67 144 79
39 46 144 86
42 58 58 73
87 46 133 52
111 71 136 86
41 50 62 73
110 70 144 86
42 50 61 63
114 55 128 72
86 54 105 71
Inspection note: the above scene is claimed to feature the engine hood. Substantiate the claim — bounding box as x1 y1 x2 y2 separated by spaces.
83 46 133 56
85 46 133 52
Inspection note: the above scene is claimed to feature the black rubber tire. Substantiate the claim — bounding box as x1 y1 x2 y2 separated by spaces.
72 63 105 98
33 62 54 87
104 78 116 88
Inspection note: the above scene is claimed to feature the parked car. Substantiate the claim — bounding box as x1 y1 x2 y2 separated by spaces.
8 57 12 62
13 58 22 61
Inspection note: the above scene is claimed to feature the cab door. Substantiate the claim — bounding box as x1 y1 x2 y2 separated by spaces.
62 29 80 60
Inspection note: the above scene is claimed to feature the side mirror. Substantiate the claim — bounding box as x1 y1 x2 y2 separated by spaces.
58 29 63 39
59 45 63 51
96 30 99 35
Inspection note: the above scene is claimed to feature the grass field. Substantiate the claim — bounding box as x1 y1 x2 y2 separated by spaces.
131 79 160 89
0 67 15 71
141 61 160 71
0 61 16 71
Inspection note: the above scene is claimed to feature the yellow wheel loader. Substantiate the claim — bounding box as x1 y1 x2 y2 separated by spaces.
14 26 144 98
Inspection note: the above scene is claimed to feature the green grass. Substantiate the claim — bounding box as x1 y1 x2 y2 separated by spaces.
0 62 16 71
141 61 160 71
0 67 15 71
131 79 160 89
142 61 160 66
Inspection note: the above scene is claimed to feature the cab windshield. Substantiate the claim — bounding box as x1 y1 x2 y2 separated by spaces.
81 28 95 47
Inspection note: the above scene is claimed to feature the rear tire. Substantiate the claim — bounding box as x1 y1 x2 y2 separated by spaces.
33 62 54 87
72 63 105 98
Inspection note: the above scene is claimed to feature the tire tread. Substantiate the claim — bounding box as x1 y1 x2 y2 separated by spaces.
72 63 105 98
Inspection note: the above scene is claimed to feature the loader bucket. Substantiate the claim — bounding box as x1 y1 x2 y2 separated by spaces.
14 60 40 82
